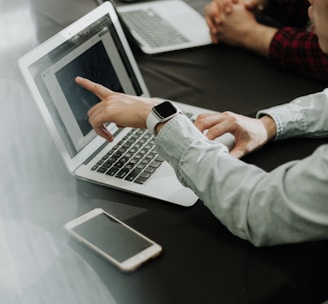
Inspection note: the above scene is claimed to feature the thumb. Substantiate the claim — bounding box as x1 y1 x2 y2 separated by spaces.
229 145 246 159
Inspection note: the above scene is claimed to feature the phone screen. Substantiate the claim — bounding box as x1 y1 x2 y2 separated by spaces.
72 212 152 262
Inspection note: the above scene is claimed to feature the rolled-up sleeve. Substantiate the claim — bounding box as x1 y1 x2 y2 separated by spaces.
155 113 328 246
257 89 328 140
269 28 328 82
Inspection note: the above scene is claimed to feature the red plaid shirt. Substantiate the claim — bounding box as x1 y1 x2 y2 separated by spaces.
266 0 328 83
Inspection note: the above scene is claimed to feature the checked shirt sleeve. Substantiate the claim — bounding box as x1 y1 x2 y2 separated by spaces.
269 27 328 83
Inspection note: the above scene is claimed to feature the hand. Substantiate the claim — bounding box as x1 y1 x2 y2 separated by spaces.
205 0 276 55
205 0 239 44
194 111 276 158
212 2 260 48
204 0 262 44
75 77 158 142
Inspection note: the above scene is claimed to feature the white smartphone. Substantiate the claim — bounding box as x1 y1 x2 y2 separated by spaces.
64 208 162 271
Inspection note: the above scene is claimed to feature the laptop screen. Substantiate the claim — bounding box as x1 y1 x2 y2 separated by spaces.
27 14 143 158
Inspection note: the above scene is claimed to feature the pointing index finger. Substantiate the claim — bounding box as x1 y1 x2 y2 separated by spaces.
75 76 112 100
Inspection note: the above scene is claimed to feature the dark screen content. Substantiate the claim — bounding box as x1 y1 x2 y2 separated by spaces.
56 41 123 136
72 213 152 262
30 14 143 157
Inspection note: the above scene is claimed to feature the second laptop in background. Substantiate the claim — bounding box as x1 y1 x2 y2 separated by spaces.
99 0 212 54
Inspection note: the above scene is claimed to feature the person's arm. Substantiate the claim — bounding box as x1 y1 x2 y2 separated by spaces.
193 89 328 158
76 77 328 246
205 0 328 81
257 89 328 140
156 114 328 246
157 89 328 246
205 2 278 57
269 28 328 82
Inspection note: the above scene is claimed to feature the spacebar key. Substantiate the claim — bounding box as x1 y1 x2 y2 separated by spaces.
125 168 142 181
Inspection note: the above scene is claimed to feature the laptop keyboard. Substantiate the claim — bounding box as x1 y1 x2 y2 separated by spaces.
120 8 190 47
91 129 164 184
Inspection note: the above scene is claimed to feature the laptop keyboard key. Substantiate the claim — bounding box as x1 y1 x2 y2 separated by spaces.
106 167 120 176
134 177 147 184
120 9 189 48
125 169 142 181
115 168 130 179
91 128 164 184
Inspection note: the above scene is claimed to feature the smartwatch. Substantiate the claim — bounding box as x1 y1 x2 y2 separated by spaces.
146 101 181 135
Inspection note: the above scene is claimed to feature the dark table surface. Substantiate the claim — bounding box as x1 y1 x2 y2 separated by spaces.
1 1 327 303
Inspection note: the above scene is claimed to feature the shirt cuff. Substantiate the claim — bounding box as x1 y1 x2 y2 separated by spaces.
155 114 229 183
257 103 304 140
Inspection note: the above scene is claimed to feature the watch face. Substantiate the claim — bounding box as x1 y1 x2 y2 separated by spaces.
154 101 177 119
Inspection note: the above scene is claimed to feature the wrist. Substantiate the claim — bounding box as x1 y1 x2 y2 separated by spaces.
146 101 182 135
260 115 277 142
155 122 166 134
243 24 277 56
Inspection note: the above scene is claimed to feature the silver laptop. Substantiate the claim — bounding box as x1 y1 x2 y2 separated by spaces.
98 0 212 54
18 2 233 207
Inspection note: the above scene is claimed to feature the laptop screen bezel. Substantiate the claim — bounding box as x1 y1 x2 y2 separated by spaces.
18 2 150 173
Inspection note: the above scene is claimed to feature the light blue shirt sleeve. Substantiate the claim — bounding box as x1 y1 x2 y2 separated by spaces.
155 90 328 246
257 88 328 140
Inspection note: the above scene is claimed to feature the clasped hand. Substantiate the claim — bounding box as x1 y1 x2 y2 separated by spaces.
205 0 261 45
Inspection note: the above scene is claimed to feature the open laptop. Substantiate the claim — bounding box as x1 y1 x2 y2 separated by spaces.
98 0 212 54
18 2 233 207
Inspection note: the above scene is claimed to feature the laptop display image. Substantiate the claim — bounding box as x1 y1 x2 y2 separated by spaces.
18 2 233 207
